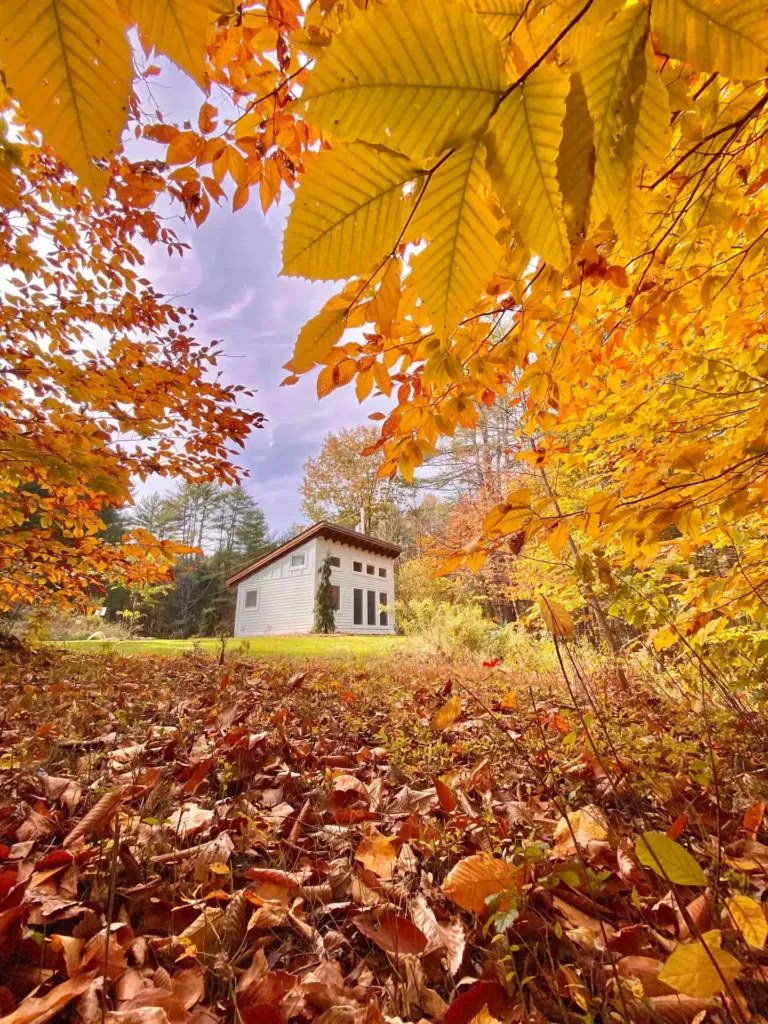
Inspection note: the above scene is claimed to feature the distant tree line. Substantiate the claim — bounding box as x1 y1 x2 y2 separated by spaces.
108 483 274 638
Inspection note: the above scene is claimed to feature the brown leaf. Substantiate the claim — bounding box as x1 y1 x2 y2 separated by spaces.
410 893 465 975
617 956 676 997
353 911 428 956
171 968 204 1010
0 970 98 1024
64 789 125 848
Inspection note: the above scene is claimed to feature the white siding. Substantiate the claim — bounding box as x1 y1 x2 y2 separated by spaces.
234 538 316 636
314 537 396 635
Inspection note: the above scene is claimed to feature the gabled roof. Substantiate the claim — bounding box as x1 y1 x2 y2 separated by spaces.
226 521 401 588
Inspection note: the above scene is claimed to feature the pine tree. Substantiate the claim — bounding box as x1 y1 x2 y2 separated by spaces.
313 555 336 634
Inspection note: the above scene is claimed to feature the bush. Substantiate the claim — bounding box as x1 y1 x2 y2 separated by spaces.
396 598 500 660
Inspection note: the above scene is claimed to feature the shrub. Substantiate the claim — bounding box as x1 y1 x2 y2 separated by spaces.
32 613 133 642
396 598 499 660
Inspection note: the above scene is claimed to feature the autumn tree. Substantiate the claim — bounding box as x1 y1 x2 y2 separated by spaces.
300 426 400 534
0 148 260 612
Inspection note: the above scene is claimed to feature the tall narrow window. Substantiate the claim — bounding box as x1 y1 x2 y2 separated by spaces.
330 585 341 611
353 588 363 625
367 590 376 625
379 593 388 627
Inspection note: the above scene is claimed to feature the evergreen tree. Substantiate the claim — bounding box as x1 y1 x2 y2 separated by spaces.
313 554 336 634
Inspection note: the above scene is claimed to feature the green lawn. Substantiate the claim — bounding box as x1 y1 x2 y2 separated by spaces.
50 634 409 659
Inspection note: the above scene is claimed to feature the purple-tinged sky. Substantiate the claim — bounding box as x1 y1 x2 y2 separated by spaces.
132 63 394 535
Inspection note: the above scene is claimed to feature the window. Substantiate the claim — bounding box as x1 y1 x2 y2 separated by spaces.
353 588 363 625
367 590 376 625
380 593 388 627
329 556 341 568
290 553 305 568
353 561 362 572
244 590 259 609
330 585 341 611
366 564 375 575
378 567 387 578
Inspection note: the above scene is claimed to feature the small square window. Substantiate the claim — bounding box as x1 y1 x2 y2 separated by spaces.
353 561 362 572
378 567 386 578
290 553 305 568
244 590 259 609
330 585 341 611
329 556 341 568
366 564 375 575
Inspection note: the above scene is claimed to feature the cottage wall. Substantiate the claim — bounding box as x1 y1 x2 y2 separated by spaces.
234 538 316 636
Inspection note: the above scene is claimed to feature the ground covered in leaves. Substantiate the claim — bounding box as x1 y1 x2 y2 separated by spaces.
1 647 768 1024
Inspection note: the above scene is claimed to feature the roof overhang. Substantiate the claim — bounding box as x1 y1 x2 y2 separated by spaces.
226 521 402 588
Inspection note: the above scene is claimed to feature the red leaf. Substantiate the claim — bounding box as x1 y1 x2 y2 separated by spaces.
444 981 515 1024
434 777 457 813
353 912 428 956
181 758 214 796
666 813 687 841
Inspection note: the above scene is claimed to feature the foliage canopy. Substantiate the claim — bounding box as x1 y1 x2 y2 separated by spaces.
3 0 768 652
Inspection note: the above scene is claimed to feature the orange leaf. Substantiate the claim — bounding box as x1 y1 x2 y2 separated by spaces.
442 854 519 914
355 828 398 879
166 131 202 165
434 776 457 813
744 800 765 838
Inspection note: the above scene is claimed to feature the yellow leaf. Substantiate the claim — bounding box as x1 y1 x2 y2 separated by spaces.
578 2 650 242
0 165 22 210
557 72 594 244
167 130 202 165
658 930 742 999
282 144 422 281
430 695 462 732
410 139 502 338
485 63 570 270
442 853 518 913
635 832 708 886
652 0 768 81
499 691 517 710
355 828 398 879
554 804 609 850
316 363 337 399
726 894 768 949
539 597 574 638
0 0 132 196
473 0 526 40
120 0 232 87
297 0 505 158
292 305 347 373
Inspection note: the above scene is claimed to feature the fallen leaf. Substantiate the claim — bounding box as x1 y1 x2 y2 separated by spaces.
0 970 98 1024
657 930 741 999
353 911 428 956
354 828 397 879
635 832 707 886
725 893 767 949
442 854 518 914
430 696 462 732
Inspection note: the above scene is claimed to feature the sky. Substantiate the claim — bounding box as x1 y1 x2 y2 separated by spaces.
133 64 394 536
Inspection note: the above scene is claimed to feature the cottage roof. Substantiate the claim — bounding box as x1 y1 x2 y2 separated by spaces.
226 521 401 587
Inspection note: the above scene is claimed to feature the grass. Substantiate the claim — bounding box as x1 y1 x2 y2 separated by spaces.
48 633 409 659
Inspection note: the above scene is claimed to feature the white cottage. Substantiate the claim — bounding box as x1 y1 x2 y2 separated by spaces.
227 521 401 636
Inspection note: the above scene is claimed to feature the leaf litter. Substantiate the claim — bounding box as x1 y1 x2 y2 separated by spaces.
0 647 767 1024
